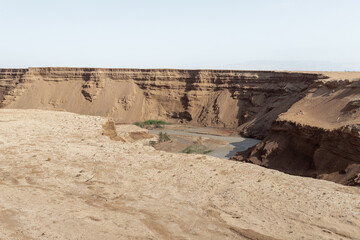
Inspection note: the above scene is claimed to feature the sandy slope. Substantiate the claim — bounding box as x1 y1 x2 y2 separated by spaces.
278 75 360 129
0 109 359 240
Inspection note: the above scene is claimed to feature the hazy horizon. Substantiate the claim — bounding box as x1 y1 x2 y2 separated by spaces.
1 0 359 71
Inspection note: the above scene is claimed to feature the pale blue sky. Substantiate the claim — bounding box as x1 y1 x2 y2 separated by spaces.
0 0 359 70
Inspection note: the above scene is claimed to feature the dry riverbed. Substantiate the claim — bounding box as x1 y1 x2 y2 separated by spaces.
148 125 260 159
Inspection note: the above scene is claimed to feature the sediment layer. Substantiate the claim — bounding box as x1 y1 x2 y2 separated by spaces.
232 77 360 185
0 67 322 138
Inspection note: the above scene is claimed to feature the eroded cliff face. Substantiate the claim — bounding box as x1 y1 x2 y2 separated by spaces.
232 78 360 185
0 67 322 138
0 69 28 107
2 67 359 185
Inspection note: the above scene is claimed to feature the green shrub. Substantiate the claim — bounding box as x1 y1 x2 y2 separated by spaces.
158 132 170 143
143 120 166 125
181 144 212 154
134 120 166 129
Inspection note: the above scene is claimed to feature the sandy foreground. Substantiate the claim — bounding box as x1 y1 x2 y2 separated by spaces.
0 109 359 240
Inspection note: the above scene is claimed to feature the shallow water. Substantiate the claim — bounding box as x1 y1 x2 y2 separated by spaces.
149 128 260 159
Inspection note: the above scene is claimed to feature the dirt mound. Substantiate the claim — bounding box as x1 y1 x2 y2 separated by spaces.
102 120 125 141
103 120 154 142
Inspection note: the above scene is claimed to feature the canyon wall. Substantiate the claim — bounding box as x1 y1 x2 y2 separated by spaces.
232 77 360 185
0 67 321 138
1 67 359 185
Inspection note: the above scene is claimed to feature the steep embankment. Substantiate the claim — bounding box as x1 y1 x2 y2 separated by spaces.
0 67 321 138
232 75 360 185
0 69 28 107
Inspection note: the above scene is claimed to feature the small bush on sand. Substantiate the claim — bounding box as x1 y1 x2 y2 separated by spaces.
181 138 212 154
181 144 212 154
158 132 170 143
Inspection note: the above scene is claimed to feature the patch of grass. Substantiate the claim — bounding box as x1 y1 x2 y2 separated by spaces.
143 120 166 125
134 120 166 129
149 140 157 147
148 132 170 147
158 132 170 143
181 143 212 154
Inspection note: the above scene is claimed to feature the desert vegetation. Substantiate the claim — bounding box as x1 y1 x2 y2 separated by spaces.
134 120 166 129
181 137 212 154
158 131 170 143
149 131 171 147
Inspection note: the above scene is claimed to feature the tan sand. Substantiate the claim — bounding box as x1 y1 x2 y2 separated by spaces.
0 109 359 240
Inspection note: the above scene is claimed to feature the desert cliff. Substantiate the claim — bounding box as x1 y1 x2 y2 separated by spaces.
0 67 321 138
1 68 360 185
232 74 360 185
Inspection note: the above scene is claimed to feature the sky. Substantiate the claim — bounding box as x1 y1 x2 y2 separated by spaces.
0 0 359 71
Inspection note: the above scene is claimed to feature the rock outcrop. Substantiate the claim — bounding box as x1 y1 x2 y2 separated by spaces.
0 68 28 107
232 77 360 185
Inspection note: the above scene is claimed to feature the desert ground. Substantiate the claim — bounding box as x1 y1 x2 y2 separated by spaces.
0 109 359 240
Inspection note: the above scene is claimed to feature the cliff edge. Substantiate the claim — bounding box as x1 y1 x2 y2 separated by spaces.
232 74 360 185
0 67 322 139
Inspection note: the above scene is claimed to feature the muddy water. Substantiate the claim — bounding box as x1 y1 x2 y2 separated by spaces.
149 127 260 159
